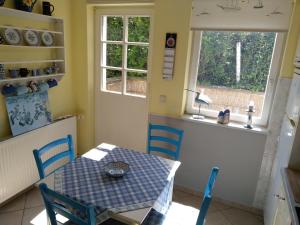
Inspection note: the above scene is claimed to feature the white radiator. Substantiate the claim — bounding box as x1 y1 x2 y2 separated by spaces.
0 116 77 205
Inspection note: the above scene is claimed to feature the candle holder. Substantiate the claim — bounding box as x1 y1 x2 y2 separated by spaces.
245 101 255 129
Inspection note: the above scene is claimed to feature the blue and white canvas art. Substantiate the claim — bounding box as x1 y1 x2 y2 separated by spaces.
6 91 52 136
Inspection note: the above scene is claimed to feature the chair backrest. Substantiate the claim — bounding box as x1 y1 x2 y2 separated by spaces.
39 183 96 225
33 135 75 179
147 123 184 160
196 167 219 225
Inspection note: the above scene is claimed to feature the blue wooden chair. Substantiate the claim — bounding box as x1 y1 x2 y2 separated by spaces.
141 167 220 225
196 167 219 225
40 183 129 225
33 135 75 179
147 124 184 160
39 183 96 225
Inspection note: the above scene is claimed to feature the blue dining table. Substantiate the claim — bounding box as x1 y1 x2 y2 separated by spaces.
37 143 181 225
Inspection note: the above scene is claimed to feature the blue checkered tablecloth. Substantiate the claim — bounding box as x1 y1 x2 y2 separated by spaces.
54 147 174 223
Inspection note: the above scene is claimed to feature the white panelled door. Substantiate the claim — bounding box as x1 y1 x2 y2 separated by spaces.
94 8 153 152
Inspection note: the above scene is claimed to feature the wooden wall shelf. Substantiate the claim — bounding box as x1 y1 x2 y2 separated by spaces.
0 7 65 88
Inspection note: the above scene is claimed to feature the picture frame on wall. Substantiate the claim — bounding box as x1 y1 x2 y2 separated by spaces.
5 91 52 136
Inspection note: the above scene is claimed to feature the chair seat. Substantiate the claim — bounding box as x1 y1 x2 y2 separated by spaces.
142 202 199 225
62 203 199 225
56 216 126 225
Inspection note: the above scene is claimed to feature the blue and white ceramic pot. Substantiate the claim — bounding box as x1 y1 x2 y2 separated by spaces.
14 0 37 12
0 0 5 6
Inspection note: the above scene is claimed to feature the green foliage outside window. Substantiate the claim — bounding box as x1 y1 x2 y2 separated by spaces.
198 31 276 92
105 16 150 78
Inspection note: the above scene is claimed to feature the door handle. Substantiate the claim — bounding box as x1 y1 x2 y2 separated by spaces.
287 116 296 127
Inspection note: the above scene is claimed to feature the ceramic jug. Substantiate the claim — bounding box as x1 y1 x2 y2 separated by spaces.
15 0 37 12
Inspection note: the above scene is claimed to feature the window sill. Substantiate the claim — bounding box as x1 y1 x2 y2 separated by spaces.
100 90 146 99
182 114 268 135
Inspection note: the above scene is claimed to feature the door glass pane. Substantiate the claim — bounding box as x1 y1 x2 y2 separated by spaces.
127 45 148 70
104 16 123 41
126 71 147 96
104 69 122 93
128 17 150 43
105 44 123 67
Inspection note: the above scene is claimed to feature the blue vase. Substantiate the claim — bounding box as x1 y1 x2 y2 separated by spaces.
14 0 37 12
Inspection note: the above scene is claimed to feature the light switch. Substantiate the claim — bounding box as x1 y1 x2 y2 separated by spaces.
160 95 167 103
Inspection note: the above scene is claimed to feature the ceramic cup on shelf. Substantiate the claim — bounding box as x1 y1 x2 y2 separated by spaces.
0 64 5 80
32 69 38 76
9 69 19 78
42 1 54 16
19 68 30 77
37 69 43 76
44 67 53 75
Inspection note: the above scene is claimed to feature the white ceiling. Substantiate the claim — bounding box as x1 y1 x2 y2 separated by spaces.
192 0 293 31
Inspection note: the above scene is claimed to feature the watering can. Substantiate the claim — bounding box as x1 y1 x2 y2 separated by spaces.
15 0 37 12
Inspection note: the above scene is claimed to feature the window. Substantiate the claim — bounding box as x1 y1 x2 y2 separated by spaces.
186 31 284 125
99 15 150 97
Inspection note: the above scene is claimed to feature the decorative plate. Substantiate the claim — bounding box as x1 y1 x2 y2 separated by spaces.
2 28 21 45
41 32 54 46
23 30 39 46
104 161 129 178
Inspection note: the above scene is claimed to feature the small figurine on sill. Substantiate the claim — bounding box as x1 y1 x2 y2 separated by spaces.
223 109 230 124
217 109 230 124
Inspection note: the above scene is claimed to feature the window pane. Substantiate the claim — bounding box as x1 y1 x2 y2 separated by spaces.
105 44 122 67
127 45 148 70
196 31 276 117
128 17 150 43
104 69 122 93
126 72 147 96
104 16 123 41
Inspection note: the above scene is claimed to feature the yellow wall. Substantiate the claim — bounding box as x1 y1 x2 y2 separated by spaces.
280 0 300 78
70 0 194 153
149 0 193 117
70 1 95 154
0 0 76 138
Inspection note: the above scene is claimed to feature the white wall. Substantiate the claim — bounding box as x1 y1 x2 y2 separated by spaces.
95 92 148 153
192 0 293 31
150 114 267 207
0 116 77 205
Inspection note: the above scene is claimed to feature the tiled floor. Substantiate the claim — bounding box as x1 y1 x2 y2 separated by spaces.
0 187 264 225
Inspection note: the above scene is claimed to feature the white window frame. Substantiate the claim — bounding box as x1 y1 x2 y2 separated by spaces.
186 31 285 126
95 8 153 98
